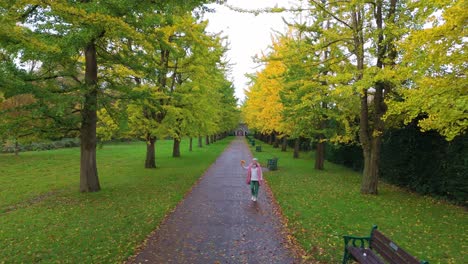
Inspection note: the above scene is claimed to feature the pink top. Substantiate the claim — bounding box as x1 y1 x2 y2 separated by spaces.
245 163 263 185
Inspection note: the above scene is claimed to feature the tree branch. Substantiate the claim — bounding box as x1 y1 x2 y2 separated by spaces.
20 5 39 21
309 0 353 29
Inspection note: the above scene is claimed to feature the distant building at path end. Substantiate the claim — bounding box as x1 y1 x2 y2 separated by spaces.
234 123 249 136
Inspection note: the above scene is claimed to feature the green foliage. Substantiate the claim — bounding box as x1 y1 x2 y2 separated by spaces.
0 137 233 262
244 0 465 194
386 0 468 140
249 142 467 263
0 1 235 189
126 13 239 143
279 34 359 143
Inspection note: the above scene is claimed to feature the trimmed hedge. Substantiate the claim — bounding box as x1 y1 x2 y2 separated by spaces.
326 123 467 205
325 142 363 172
1 138 80 153
380 124 467 205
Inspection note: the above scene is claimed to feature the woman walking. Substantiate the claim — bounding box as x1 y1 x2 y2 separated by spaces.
241 158 264 201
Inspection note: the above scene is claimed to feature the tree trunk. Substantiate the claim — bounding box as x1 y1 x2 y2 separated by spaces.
198 136 203 147
360 137 380 195
281 136 287 152
315 140 325 170
205 135 210 145
359 92 380 194
173 138 180 157
134 43 170 170
364 137 381 192
350 8 379 194
138 75 156 169
210 135 214 144
80 42 100 193
360 0 395 194
359 85 376 193
293 138 300 159
189 137 193 152
145 136 156 168
14 140 19 156
362 80 386 194
315 107 327 170
273 132 279 148
268 134 273 145
144 46 168 169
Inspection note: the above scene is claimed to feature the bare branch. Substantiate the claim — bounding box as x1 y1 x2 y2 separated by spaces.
20 5 39 21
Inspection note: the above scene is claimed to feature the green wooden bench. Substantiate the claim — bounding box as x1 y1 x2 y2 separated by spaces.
267 157 278 170
342 225 428 264
250 140 255 146
255 145 262 152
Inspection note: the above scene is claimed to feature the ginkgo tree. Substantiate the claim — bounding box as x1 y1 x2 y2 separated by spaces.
278 19 360 169
243 31 357 169
0 0 220 192
385 0 467 140
243 0 465 195
284 0 444 194
1 1 139 192
163 20 238 158
126 12 238 165
243 37 291 148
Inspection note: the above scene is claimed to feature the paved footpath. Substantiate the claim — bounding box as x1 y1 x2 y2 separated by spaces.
128 137 300 264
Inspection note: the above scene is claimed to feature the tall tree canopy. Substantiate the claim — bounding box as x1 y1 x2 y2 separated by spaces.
385 0 467 140
0 0 235 192
242 0 466 194
243 37 288 139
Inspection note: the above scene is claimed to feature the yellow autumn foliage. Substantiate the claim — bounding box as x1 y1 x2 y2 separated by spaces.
243 38 291 137
385 0 468 140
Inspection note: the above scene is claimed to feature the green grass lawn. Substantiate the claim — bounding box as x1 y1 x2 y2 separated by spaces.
0 137 233 263
250 141 467 264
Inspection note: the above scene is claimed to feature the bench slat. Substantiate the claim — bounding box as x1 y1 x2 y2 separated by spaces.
348 247 384 264
371 241 406 264
371 229 421 264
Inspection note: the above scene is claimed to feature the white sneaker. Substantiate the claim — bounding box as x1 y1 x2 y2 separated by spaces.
251 196 254 201
253 197 257 202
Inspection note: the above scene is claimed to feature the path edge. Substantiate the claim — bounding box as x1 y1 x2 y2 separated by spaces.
124 137 237 264
241 138 311 264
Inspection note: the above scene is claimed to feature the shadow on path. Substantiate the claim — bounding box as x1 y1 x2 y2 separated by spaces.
127 136 300 264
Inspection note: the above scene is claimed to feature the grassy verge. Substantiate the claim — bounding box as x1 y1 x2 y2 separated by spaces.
249 140 467 263
0 137 233 263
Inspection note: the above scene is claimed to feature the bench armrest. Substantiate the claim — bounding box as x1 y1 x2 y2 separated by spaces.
342 235 371 264
342 225 379 264
343 235 371 248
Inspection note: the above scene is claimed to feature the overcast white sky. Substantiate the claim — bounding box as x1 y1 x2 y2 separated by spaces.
204 0 300 103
